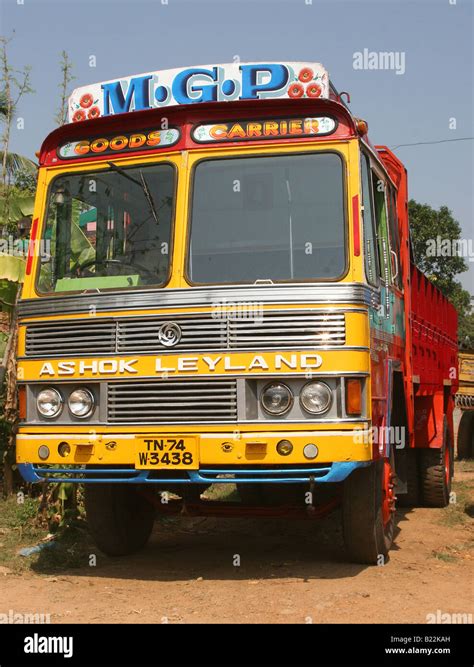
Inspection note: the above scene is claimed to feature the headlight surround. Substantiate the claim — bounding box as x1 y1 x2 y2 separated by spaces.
261 382 293 415
300 381 332 414
37 387 63 419
68 388 95 418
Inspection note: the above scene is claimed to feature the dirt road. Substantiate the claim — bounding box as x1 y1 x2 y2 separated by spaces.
1 464 473 624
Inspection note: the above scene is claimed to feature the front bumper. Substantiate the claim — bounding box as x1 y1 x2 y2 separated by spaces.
16 426 372 485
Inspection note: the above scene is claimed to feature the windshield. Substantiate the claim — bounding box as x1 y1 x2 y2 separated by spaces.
37 163 175 293
187 152 346 284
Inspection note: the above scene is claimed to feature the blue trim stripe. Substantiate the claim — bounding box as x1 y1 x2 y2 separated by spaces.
18 461 370 485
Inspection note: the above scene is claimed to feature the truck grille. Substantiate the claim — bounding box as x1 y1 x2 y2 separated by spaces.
107 378 238 423
25 310 345 357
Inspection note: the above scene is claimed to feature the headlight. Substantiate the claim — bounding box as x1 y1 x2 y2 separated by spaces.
37 387 63 418
261 382 293 415
300 381 332 414
68 388 94 417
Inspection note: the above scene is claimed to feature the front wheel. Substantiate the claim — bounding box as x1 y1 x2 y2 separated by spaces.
85 484 155 556
342 454 396 565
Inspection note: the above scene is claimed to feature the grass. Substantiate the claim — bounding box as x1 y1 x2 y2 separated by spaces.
0 496 45 572
432 550 458 563
455 460 474 474
0 494 95 573
430 465 474 563
438 476 474 528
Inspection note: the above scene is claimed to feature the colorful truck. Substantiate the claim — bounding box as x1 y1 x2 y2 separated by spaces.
15 62 458 563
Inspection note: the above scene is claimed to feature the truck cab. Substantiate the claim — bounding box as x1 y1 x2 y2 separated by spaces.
16 62 458 563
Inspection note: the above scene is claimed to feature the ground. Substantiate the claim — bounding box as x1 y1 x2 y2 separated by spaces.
0 462 473 624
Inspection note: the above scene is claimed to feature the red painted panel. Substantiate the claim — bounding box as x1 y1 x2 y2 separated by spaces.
25 217 39 276
352 194 360 256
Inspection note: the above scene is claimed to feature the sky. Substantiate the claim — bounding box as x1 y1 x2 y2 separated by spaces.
1 0 473 293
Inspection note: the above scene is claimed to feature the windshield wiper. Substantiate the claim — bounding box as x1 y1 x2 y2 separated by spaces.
139 170 159 225
107 161 159 225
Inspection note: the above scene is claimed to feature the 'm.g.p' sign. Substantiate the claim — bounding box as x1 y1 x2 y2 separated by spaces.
67 62 329 123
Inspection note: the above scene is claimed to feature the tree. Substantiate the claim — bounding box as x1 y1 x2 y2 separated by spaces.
0 89 36 184
408 199 473 344
458 310 474 349
0 37 35 187
13 166 37 193
55 50 75 126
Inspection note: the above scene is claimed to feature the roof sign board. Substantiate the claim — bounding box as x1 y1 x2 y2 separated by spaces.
192 116 337 143
58 128 180 159
68 62 329 123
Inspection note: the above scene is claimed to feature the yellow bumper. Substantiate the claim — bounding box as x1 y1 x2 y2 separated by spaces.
16 425 372 466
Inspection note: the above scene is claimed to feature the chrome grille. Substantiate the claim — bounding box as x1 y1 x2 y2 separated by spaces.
227 313 345 347
25 309 345 357
117 315 227 352
107 378 237 423
25 320 116 356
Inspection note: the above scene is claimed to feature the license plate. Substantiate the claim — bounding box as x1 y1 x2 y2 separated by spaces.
135 437 198 469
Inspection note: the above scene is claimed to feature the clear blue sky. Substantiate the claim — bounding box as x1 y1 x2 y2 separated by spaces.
1 0 473 293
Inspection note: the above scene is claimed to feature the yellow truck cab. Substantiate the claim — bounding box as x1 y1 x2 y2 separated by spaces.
16 62 457 563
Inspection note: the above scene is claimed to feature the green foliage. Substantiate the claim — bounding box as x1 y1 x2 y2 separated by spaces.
459 310 474 349
0 89 8 117
0 255 25 283
55 51 75 127
0 185 35 231
0 152 36 182
14 167 37 193
409 200 467 284
4 495 39 528
0 495 93 573
408 200 472 341
0 278 18 308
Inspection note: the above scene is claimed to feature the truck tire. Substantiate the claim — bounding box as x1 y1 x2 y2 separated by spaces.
85 484 155 556
397 449 420 507
420 418 452 507
342 452 396 565
457 411 474 459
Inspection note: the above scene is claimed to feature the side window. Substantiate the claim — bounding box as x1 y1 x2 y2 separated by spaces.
371 171 391 286
360 153 378 286
387 186 403 290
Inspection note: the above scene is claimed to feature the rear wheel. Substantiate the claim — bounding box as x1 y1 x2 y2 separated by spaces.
85 484 155 556
457 411 474 459
420 418 452 507
342 451 396 564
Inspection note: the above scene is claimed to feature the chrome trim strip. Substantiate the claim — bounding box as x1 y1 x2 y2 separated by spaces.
19 283 375 318
20 306 368 325
21 371 370 384
19 417 369 427
18 346 370 362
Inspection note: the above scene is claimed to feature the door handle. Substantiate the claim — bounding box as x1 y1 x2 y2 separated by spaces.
390 250 399 282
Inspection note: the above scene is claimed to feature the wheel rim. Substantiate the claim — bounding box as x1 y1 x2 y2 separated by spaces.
382 458 396 526
444 441 450 488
